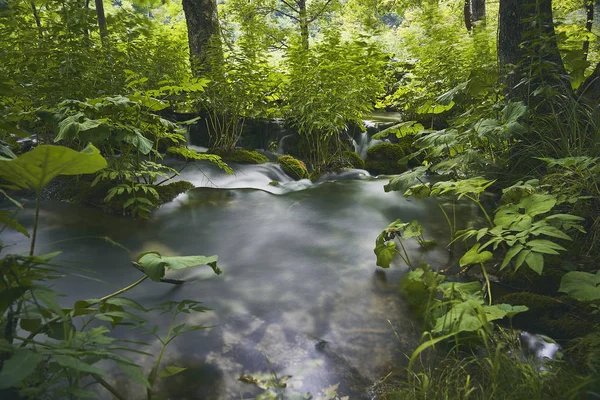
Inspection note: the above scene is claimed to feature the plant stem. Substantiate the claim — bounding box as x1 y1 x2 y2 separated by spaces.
147 312 177 400
29 190 41 256
92 373 127 400
479 262 492 305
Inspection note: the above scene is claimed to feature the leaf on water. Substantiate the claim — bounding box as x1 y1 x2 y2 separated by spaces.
137 252 221 282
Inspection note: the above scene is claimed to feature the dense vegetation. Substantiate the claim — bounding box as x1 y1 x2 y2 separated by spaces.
1 0 600 398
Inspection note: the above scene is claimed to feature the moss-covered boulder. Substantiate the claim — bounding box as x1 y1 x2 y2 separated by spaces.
156 181 195 204
278 155 308 180
209 149 268 164
342 151 365 169
365 142 409 175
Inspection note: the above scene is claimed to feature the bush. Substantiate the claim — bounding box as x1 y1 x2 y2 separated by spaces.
209 149 268 164
365 142 410 175
278 155 308 180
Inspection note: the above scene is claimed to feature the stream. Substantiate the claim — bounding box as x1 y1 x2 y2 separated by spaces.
3 160 458 399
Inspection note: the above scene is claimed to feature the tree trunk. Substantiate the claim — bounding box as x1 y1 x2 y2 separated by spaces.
95 0 107 40
182 0 221 74
464 0 473 31
298 0 309 49
583 0 594 61
30 0 42 38
471 0 486 26
498 0 569 102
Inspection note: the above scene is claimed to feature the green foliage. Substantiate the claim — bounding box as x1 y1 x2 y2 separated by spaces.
0 145 221 399
559 271 600 301
285 30 386 171
210 149 269 164
278 155 308 180
374 219 435 269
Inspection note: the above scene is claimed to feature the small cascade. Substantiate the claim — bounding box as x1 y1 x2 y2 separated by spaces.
353 131 381 160
276 134 295 155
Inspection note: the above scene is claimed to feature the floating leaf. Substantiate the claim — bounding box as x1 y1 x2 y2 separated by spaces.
136 252 221 282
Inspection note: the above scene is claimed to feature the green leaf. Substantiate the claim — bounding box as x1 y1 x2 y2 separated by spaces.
459 244 493 267
0 144 107 191
524 251 544 274
402 220 424 240
118 363 151 388
0 349 43 389
123 131 153 155
384 166 429 192
53 355 106 375
374 236 397 269
500 244 524 270
558 271 600 301
159 366 187 378
527 239 565 255
495 304 529 319
136 252 221 282
0 211 29 237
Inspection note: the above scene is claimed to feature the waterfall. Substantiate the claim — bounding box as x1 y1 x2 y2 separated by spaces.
277 134 294 154
353 131 381 159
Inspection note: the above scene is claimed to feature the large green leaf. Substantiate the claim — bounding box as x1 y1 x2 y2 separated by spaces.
374 235 397 269
137 252 221 282
559 271 600 301
0 349 43 389
0 144 107 191
459 244 493 267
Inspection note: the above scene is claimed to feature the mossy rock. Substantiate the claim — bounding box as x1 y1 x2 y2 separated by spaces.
365 142 409 175
209 149 268 164
497 292 598 340
278 155 308 180
156 181 195 204
342 151 365 169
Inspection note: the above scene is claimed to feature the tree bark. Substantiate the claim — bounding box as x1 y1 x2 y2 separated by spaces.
471 0 486 26
95 0 107 40
298 0 309 49
583 0 594 61
30 0 42 38
464 0 473 31
182 0 221 74
498 0 569 102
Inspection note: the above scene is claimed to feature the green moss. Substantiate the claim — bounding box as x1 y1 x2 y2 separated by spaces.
365 142 410 175
342 151 365 169
210 149 268 164
278 155 309 180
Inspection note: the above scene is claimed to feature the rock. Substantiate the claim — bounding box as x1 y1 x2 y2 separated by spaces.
342 151 365 170
364 142 410 175
278 155 309 180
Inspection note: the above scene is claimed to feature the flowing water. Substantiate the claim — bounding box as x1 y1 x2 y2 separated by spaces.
2 160 457 399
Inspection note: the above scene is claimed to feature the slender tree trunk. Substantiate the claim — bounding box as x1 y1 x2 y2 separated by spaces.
298 0 309 49
498 0 569 102
30 0 42 38
95 0 107 40
182 0 221 74
464 0 473 31
583 0 594 61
